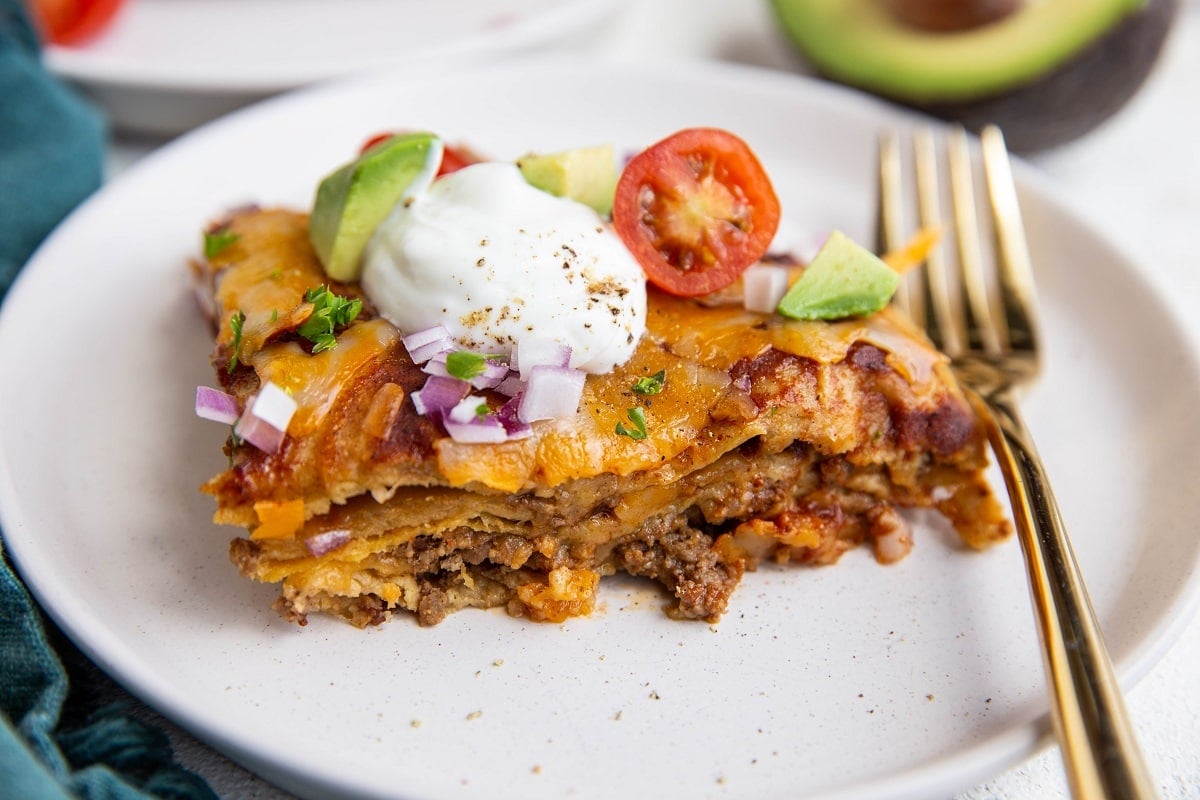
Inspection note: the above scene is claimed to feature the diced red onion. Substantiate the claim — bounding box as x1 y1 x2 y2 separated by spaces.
402 324 451 350
443 415 509 443
470 358 510 390
234 396 287 454
495 374 526 397
250 381 298 432
515 337 572 380
403 332 587 441
305 529 351 557
402 325 455 364
517 365 585 423
448 395 488 424
495 396 533 439
413 375 470 418
743 264 790 313
195 386 239 424
228 382 296 454
421 353 452 378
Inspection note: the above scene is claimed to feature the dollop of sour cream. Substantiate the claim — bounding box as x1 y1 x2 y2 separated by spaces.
361 162 647 374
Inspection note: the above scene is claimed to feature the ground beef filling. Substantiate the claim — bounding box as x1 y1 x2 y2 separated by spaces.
245 447 969 627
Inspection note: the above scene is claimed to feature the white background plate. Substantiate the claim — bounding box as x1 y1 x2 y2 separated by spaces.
46 0 626 133
2 58 1199 800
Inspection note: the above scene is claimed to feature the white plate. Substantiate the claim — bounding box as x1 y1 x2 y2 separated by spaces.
3 57 1200 800
46 0 626 134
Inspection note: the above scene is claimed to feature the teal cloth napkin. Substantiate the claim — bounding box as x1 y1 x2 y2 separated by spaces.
1 3 217 798
0 0 103 297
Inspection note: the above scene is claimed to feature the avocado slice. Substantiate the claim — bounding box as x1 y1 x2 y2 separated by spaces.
309 132 443 282
769 0 1176 151
517 144 618 216
776 230 899 320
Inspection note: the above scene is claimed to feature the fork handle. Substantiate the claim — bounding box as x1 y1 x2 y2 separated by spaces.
969 387 1159 800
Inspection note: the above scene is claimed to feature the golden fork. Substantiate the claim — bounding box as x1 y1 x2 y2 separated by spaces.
877 124 1159 799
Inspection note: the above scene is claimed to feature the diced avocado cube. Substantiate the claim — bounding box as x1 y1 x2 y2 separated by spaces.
776 230 899 320
517 143 618 216
309 132 443 282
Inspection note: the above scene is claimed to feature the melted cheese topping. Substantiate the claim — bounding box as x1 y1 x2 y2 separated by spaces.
250 319 400 437
232 290 940 494
434 295 945 492
210 210 332 362
646 292 941 383
212 211 946 497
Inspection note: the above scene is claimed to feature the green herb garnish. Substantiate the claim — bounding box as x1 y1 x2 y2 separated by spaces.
446 351 487 380
204 229 240 259
445 350 504 381
298 285 362 354
632 369 666 396
227 310 245 373
615 407 649 440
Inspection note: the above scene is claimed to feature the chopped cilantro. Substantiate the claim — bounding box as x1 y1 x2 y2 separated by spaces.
204 229 239 259
475 401 489 418
446 351 486 380
615 407 649 440
227 310 245 373
306 334 337 353
298 285 362 354
445 350 504 380
632 369 666 396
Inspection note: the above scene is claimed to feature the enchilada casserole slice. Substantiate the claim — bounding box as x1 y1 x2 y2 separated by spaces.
194 207 1010 627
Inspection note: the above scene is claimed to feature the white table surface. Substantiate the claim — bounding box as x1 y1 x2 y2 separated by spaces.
97 1 1200 797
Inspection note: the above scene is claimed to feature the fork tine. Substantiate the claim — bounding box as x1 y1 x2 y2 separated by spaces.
946 126 1003 357
876 129 918 322
913 127 964 356
981 125 1041 364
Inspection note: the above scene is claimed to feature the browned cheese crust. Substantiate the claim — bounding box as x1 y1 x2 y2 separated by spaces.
196 208 1010 627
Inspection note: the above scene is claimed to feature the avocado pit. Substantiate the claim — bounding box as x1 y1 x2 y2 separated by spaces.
771 0 1179 152
886 0 1020 33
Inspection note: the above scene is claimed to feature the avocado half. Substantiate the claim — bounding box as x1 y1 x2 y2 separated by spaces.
769 0 1178 152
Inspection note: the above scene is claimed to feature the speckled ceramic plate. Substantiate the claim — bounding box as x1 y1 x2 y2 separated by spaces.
3 57 1199 800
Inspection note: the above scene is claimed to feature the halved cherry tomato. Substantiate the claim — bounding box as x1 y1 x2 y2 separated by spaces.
613 128 781 297
358 133 480 177
359 133 394 154
436 143 480 176
26 0 125 46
